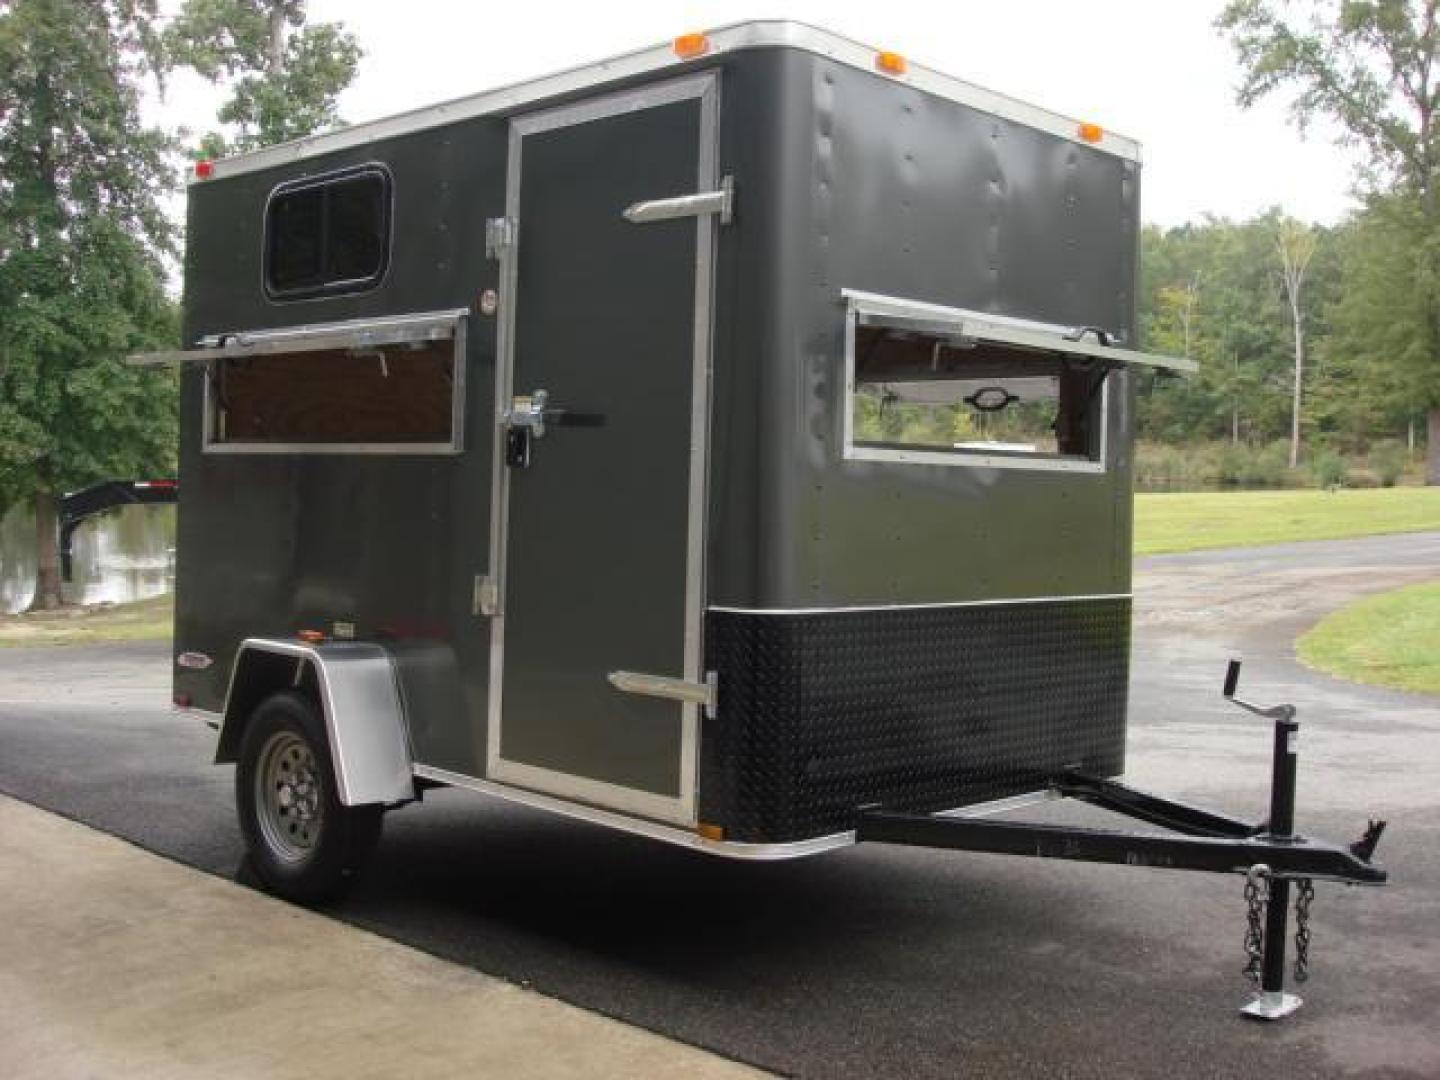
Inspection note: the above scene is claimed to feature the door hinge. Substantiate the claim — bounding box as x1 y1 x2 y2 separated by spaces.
473 573 500 616
485 217 515 259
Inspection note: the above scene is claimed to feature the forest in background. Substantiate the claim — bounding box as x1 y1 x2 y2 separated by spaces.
1135 202 1430 489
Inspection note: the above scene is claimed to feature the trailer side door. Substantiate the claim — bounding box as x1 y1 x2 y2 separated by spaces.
486 74 718 825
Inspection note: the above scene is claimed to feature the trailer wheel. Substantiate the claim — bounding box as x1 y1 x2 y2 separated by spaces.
236 690 382 904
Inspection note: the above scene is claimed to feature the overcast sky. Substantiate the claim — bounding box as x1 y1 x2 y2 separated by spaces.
151 0 1361 228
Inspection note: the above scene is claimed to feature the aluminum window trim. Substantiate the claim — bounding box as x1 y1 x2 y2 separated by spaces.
842 288 1194 373
199 20 1140 185
134 308 468 366
192 309 467 456
842 292 1113 475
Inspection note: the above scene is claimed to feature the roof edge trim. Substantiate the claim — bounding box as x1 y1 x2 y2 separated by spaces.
202 20 1141 182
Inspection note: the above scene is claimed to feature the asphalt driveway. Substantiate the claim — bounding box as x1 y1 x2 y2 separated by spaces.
0 532 1436 1078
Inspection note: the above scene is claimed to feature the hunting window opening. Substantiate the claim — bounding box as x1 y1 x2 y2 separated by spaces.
264 165 392 300
200 310 467 454
844 294 1115 472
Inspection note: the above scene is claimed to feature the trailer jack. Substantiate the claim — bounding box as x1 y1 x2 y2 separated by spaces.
855 661 1387 1020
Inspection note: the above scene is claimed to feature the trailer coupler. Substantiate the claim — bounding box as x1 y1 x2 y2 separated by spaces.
854 660 1388 1020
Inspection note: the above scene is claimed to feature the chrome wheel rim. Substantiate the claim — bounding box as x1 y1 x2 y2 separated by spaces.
255 730 324 863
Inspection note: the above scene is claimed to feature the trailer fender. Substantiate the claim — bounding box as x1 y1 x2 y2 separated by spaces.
215 638 415 806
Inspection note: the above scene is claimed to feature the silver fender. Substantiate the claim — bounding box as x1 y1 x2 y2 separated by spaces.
215 638 415 806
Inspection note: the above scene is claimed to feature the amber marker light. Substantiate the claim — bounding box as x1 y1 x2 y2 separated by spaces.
673 32 710 60
297 629 326 644
1077 122 1104 144
875 50 908 76
697 823 725 841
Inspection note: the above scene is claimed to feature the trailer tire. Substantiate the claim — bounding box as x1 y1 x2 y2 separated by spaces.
235 690 383 904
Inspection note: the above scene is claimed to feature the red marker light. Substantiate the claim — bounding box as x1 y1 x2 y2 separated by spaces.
193 159 215 180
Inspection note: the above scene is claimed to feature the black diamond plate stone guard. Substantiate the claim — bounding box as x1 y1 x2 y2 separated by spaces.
700 599 1131 843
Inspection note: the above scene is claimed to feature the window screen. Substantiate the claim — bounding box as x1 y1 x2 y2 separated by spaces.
265 166 391 299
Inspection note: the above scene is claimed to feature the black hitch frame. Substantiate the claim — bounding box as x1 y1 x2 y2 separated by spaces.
854 661 1388 1019
59 478 177 582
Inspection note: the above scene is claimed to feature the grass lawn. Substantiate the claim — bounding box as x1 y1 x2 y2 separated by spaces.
1297 582 1440 695
1134 486 1440 556
0 593 173 647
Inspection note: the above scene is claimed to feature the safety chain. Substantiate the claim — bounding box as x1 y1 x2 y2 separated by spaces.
1294 877 1315 984
1242 864 1270 988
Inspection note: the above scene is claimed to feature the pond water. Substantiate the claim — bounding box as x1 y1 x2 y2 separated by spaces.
0 501 176 614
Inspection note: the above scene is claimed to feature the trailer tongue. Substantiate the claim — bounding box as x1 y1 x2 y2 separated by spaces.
856 661 1387 1020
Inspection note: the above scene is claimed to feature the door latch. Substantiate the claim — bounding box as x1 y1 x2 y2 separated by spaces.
623 175 734 225
502 389 606 468
608 670 719 719
505 390 551 437
502 390 546 468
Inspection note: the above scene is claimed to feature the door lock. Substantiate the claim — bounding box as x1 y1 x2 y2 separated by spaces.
502 389 607 468
505 426 532 468
506 389 552 438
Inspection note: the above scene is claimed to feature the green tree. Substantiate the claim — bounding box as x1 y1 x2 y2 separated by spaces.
167 0 361 158
1138 215 1302 448
1219 0 1440 481
0 0 180 610
1316 196 1436 447
1276 218 1319 466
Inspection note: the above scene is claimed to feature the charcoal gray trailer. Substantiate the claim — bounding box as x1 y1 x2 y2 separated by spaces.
136 22 1385 1018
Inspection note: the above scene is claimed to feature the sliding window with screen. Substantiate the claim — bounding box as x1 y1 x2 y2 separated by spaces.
264 165 392 301
842 290 1192 473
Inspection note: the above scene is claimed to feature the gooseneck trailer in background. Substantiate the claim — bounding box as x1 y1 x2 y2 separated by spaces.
133 22 1385 1019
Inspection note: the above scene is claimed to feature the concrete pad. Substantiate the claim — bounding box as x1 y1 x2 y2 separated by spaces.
0 795 764 1080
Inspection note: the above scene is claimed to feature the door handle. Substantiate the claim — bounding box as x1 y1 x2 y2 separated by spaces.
503 390 607 440
503 390 606 468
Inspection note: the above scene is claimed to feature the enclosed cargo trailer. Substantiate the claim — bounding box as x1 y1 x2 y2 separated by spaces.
136 22 1384 1018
